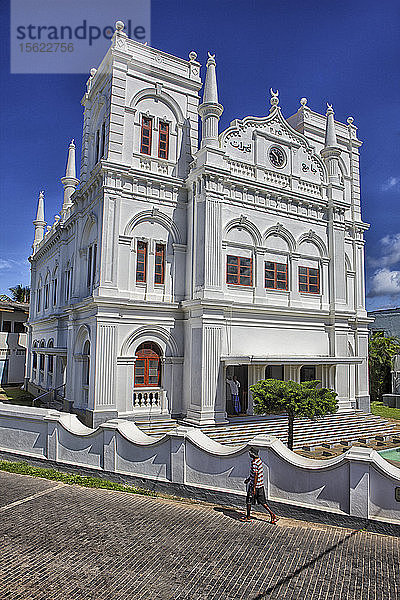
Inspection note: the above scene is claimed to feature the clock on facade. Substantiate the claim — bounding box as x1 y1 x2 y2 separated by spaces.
269 146 286 168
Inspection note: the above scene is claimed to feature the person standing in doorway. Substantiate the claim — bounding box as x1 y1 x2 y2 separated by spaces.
226 374 241 415
241 448 279 524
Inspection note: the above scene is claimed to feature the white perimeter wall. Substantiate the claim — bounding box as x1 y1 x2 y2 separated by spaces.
0 403 399 524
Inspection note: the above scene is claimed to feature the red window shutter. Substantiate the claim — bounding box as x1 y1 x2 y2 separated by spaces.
226 255 253 286
134 343 161 387
154 243 165 284
141 117 152 155
265 262 288 290
158 122 169 159
136 241 147 282
299 266 320 294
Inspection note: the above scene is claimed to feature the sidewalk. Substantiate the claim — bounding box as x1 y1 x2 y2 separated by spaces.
0 471 398 600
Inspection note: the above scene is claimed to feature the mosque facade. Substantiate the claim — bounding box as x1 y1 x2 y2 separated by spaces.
26 22 370 426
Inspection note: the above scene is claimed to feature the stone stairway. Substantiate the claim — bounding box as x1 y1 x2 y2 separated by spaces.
135 418 179 436
201 412 400 449
137 411 400 451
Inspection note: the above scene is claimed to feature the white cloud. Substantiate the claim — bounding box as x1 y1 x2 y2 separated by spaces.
0 259 14 270
381 176 400 192
369 233 400 268
368 268 400 297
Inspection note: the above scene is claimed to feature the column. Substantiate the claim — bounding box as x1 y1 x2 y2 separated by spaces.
204 197 222 295
289 254 301 307
328 218 346 308
93 323 118 424
116 356 135 413
185 323 226 425
248 365 265 415
255 249 266 303
354 240 366 312
355 329 370 411
321 258 330 310
286 365 301 382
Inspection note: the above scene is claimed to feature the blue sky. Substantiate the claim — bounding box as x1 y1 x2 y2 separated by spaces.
0 0 399 310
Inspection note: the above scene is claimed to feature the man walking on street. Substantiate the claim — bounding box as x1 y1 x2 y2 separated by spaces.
241 447 279 524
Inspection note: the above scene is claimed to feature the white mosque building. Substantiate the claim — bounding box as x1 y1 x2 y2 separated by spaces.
26 21 370 427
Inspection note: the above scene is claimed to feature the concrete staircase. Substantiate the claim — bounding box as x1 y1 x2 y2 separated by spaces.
201 412 400 449
137 411 400 451
135 418 179 436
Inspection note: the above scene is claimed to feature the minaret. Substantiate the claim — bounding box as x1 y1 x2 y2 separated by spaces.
198 53 223 148
61 139 79 216
32 190 46 252
320 104 341 184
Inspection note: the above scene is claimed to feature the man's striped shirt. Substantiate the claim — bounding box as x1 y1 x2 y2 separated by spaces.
250 457 264 488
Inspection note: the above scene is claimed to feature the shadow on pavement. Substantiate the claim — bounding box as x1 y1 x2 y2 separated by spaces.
213 506 271 522
250 529 360 599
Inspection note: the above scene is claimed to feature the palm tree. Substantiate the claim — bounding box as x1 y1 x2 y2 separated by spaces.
8 285 30 303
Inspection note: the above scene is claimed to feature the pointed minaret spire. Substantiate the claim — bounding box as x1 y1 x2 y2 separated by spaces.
61 139 79 216
325 103 337 148
32 190 46 251
321 103 341 184
203 53 219 104
198 53 223 148
65 138 76 177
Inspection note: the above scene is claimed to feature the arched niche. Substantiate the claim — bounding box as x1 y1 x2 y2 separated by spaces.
120 326 179 358
265 234 290 253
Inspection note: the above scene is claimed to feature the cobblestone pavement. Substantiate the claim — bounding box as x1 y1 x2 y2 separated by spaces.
0 471 399 600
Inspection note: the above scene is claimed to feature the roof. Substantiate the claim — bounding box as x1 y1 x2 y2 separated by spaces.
368 308 400 316
0 298 29 313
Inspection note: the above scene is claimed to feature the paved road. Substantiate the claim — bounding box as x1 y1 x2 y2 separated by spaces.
0 471 399 600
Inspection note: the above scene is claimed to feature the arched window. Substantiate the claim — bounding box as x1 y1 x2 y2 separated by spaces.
82 340 90 406
32 342 38 376
47 340 54 388
39 341 45 372
83 340 90 387
44 274 50 309
134 342 162 387
47 340 54 374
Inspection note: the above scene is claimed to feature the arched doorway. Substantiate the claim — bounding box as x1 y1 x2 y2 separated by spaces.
134 342 162 387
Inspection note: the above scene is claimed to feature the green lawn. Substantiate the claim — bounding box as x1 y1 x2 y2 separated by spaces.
0 460 157 496
371 401 400 421
0 385 34 407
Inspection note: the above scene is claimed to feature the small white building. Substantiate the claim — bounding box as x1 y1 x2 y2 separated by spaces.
0 299 28 385
26 22 370 427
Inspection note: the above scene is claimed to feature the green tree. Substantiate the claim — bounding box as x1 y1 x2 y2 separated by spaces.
8 285 30 303
250 379 338 450
368 332 400 402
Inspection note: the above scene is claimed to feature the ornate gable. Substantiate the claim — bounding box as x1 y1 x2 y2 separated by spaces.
219 105 327 187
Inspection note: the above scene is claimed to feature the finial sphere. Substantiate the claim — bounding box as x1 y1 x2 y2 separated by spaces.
347 116 354 125
90 68 97 77
270 88 279 107
115 20 125 31
300 97 307 107
189 51 197 61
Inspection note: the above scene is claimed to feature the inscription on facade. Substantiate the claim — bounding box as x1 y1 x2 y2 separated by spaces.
230 140 251 152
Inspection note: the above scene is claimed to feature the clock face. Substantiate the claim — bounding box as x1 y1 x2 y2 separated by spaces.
269 146 286 168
